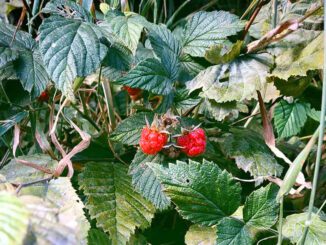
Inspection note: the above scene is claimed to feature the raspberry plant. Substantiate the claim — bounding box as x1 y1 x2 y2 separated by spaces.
0 0 325 244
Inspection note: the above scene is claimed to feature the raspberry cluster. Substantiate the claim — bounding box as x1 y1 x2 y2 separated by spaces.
139 127 167 155
123 86 142 101
177 128 206 157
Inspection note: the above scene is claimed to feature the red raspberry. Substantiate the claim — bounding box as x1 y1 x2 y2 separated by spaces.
139 127 168 155
123 86 142 100
38 91 49 102
177 128 206 157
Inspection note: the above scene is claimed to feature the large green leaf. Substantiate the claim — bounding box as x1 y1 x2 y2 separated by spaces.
0 193 29 245
129 151 171 210
110 112 154 145
243 184 279 229
186 53 273 103
148 159 241 226
185 224 217 245
181 11 244 57
220 128 283 178
39 15 107 99
78 162 155 245
274 100 310 138
217 217 253 245
282 213 326 245
0 23 49 96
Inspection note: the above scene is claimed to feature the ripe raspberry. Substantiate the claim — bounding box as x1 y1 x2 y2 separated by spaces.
123 86 142 100
177 128 206 157
139 127 168 155
38 91 49 102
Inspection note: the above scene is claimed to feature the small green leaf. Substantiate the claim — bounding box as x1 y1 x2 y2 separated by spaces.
129 151 171 210
0 111 28 137
205 41 242 65
274 100 310 138
272 76 311 97
0 193 29 245
217 217 253 245
282 213 326 245
220 128 283 178
243 184 279 229
185 224 217 245
79 162 155 245
110 112 154 145
182 11 244 57
88 229 111 245
149 159 241 226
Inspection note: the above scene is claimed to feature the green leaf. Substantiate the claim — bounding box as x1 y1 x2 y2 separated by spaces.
243 184 279 229
217 217 253 245
274 100 310 138
272 76 311 97
116 58 174 95
220 128 283 178
0 193 29 245
185 224 217 245
88 229 111 245
0 47 18 68
205 41 242 65
179 54 206 78
39 15 107 99
282 213 326 245
78 162 155 245
182 11 245 57
148 159 241 226
187 53 273 103
110 112 154 145
129 151 171 210
0 111 28 137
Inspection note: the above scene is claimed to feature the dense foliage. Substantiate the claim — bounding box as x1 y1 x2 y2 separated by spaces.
0 0 325 244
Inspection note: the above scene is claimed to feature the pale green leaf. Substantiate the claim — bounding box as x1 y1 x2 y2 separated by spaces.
110 112 154 145
243 184 279 229
274 100 310 138
282 213 326 245
39 15 107 99
217 217 253 245
205 41 242 65
185 224 217 245
182 11 245 57
220 128 283 178
129 151 171 210
148 159 241 226
79 162 155 245
187 53 273 103
0 193 29 245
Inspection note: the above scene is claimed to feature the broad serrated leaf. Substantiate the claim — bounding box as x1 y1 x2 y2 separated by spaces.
185 224 217 245
19 177 90 244
129 151 171 210
217 217 253 245
187 53 273 103
0 111 28 136
274 100 310 138
282 213 326 245
220 128 283 178
0 154 55 182
79 162 155 245
182 11 244 57
110 112 154 145
39 15 107 99
243 184 279 229
0 193 29 245
148 159 241 226
88 229 111 245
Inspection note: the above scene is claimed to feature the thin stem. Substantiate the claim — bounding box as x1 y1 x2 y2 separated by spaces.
272 0 278 28
242 0 265 40
244 103 260 128
15 176 53 194
300 4 326 242
101 70 116 131
277 196 284 245
166 0 191 28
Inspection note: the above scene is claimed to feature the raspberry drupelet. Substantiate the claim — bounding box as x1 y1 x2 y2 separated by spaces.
177 128 206 157
139 127 168 155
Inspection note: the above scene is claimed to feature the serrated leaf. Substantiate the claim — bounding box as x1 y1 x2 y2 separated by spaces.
220 128 283 178
185 224 217 245
243 184 279 229
205 41 242 65
0 111 28 136
0 193 29 245
129 151 171 210
179 54 206 78
88 228 111 245
0 47 18 68
110 112 154 145
148 159 241 226
116 58 175 95
182 11 244 57
282 213 326 245
78 162 155 245
39 15 107 99
187 53 273 103
274 100 310 138
217 217 253 245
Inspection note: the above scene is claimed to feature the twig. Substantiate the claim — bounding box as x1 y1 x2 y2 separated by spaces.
242 0 267 39
15 176 53 194
277 196 284 245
